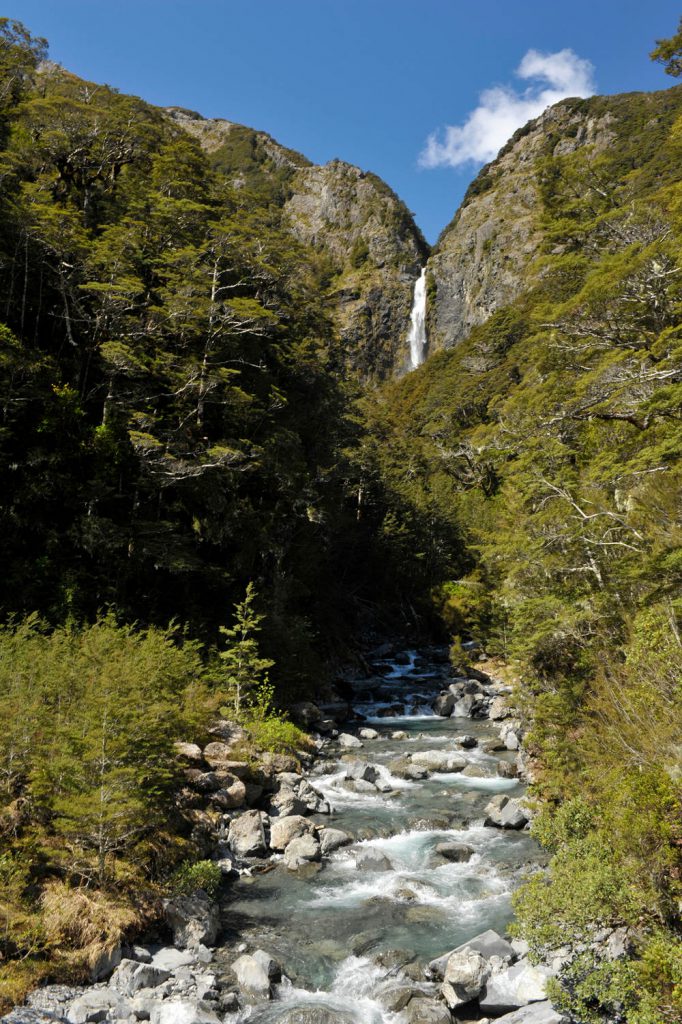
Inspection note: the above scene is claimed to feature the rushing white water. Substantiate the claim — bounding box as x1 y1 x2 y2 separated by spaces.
408 267 428 369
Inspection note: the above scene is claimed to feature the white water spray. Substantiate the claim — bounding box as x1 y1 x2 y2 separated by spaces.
408 267 428 369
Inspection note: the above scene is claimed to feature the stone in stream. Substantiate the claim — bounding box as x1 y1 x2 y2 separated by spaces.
227 810 269 857
428 929 516 979
479 961 554 1015
455 734 478 748
481 737 507 753
410 750 466 772
338 733 363 748
150 999 222 1024
432 691 455 717
359 727 379 739
441 946 491 1009
269 814 314 851
375 984 415 1012
484 795 529 830
354 847 393 871
343 778 377 794
497 760 518 778
252 949 282 982
406 997 452 1024
318 828 352 855
388 758 429 780
283 834 321 869
435 842 475 862
274 1007 356 1024
391 730 408 740
231 953 272 1002
489 696 512 720
461 764 488 777
345 760 379 783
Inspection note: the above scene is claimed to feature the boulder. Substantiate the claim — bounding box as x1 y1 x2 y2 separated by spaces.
110 959 171 996
432 692 455 717
375 985 415 1012
435 842 475 862
174 742 204 764
410 751 466 773
151 948 200 971
338 733 363 749
484 796 528 830
231 953 272 1002
345 761 379 784
497 760 518 779
298 778 331 814
274 1007 355 1024
489 697 512 720
67 989 129 1024
163 891 220 949
406 997 452 1024
319 828 352 855
209 775 247 809
391 731 408 740
455 734 478 748
491 1003 566 1024
227 810 269 857
150 999 222 1024
354 847 393 872
453 694 488 718
428 929 516 979
359 728 379 740
283 834 321 869
89 943 122 982
269 814 315 851
268 788 308 817
441 947 490 1009
202 741 238 768
2 1012 68 1024
344 778 377 794
252 949 282 982
479 962 553 1014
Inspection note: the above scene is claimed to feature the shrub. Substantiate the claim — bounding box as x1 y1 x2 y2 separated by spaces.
169 860 222 899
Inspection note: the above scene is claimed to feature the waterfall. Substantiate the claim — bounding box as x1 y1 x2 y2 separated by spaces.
407 267 428 369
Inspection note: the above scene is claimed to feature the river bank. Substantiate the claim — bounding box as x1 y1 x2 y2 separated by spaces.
5 643 565 1024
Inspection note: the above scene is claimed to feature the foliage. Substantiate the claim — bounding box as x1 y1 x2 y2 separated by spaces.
169 859 222 899
651 17 682 77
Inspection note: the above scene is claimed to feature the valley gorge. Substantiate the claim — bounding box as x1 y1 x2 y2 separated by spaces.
0 18 680 1024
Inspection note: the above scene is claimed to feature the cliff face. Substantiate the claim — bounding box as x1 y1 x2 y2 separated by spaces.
168 110 428 380
424 99 617 352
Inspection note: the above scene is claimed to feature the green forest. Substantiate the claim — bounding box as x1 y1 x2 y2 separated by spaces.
0 15 680 1024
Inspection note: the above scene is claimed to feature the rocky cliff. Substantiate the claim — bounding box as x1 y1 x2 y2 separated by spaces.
167 109 428 380
424 87 682 352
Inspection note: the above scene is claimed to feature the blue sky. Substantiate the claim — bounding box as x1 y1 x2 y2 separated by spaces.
10 1 682 242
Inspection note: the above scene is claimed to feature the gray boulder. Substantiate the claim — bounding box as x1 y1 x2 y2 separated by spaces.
110 959 171 996
432 692 455 717
410 750 466 772
231 954 272 1002
269 815 314 851
338 733 363 749
173 742 204 763
150 1000 222 1024
345 761 379 784
359 728 379 740
354 847 392 872
491 1001 566 1024
480 962 553 1014
428 928 516 979
435 842 475 862
283 834 321 870
26 989 82 1017
163 891 220 949
252 949 282 982
319 828 352 855
441 947 490 1009
227 810 269 857
406 998 452 1024
484 795 529 830
455 734 478 748
67 989 129 1024
489 696 512 720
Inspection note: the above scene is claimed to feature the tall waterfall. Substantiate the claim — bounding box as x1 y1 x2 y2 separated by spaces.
407 267 428 369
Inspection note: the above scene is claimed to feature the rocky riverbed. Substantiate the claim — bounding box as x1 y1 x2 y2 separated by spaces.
4 644 567 1024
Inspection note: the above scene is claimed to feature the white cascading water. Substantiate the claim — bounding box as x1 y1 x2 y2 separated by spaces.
407 266 428 369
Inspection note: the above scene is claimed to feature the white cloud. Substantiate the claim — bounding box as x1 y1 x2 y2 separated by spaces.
419 49 595 170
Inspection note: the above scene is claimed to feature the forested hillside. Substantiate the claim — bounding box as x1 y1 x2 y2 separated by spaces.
0 14 680 1023
361 66 682 1024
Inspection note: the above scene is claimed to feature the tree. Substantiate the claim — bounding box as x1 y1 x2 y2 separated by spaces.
0 19 47 114
218 583 274 715
651 17 682 77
